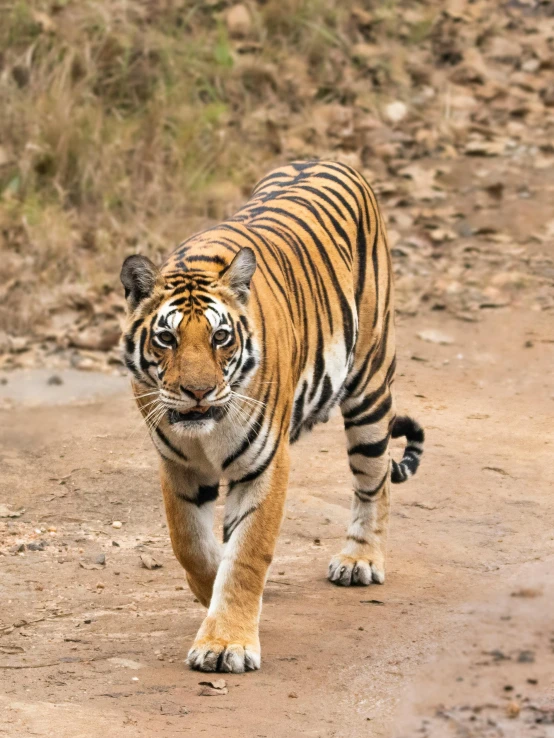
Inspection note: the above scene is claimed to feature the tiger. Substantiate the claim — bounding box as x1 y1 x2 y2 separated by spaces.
120 160 424 674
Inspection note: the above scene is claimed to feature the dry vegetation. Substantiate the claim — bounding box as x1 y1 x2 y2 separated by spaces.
1 0 553 370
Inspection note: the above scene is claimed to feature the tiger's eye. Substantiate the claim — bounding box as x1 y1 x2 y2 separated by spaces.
157 331 175 346
213 329 229 344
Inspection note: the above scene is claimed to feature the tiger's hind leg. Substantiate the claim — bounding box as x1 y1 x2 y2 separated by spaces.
328 376 395 586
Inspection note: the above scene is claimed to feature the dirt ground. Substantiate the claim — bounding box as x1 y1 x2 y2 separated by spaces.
1 308 553 738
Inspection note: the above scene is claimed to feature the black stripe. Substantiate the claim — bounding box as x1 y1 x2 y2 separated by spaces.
354 470 388 501
348 435 389 458
308 315 325 402
185 254 227 266
343 360 395 420
290 380 308 443
344 393 393 429
154 427 188 461
223 506 257 543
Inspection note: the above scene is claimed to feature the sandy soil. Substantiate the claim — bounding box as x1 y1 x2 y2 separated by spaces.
0 309 553 738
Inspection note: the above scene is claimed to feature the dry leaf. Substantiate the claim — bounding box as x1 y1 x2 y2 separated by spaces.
108 658 144 670
0 645 25 654
511 588 542 598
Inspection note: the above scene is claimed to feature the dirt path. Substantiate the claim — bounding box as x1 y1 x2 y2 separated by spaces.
0 309 553 738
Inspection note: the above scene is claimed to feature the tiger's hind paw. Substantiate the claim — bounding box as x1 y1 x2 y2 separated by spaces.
328 554 385 586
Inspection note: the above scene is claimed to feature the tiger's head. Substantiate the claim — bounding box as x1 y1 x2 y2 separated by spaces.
120 248 259 435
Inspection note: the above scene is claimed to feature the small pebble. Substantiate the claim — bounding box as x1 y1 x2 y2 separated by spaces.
27 541 47 552
112 521 123 529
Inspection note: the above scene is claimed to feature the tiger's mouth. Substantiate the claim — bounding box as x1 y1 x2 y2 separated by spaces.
167 406 224 424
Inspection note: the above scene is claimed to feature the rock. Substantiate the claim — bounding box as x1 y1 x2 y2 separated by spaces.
225 4 252 38
540 85 554 107
506 701 521 719
69 324 121 352
488 37 521 64
26 540 47 551
199 679 228 696
112 521 123 529
417 329 454 345
385 101 408 124
140 553 163 570
465 139 505 156
0 504 24 518
95 553 106 566
80 561 103 570
351 43 379 64
47 374 63 386
7 336 28 354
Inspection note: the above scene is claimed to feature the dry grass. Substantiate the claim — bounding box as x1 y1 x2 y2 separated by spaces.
0 0 435 334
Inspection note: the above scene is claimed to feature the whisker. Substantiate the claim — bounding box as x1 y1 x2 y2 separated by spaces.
227 397 256 428
231 391 266 408
133 390 160 399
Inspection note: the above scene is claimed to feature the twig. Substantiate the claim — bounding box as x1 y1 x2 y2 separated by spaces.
0 661 62 670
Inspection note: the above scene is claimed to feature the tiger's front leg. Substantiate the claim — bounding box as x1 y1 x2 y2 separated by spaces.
160 459 222 607
188 444 290 673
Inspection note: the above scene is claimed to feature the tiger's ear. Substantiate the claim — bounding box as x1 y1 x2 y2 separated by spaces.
220 248 257 303
120 255 160 310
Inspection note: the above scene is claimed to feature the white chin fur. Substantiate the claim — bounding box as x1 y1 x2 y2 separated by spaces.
169 419 218 437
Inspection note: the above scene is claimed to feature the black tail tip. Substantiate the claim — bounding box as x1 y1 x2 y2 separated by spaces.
391 415 424 484
392 415 425 444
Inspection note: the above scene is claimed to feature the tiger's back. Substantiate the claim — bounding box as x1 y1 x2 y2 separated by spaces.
165 160 394 446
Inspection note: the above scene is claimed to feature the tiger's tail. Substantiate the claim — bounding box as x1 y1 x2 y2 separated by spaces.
390 416 425 484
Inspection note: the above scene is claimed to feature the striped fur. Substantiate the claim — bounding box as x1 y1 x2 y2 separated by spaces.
120 160 424 673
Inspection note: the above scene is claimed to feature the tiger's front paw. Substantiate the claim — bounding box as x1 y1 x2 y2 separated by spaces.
187 616 260 673
328 553 385 586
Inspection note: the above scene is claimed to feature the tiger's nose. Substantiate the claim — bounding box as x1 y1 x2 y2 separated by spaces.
182 385 215 401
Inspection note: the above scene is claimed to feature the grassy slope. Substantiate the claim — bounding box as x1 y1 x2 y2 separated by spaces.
1 1 552 342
